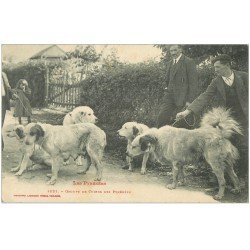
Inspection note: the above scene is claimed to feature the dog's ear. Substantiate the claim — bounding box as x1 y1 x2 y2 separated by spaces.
15 126 25 139
139 135 157 151
133 126 140 137
30 124 45 141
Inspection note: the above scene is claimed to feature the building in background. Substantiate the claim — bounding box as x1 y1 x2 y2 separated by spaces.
29 45 66 61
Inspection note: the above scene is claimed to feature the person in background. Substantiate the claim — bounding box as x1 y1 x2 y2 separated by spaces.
176 54 248 176
13 79 32 124
157 45 199 128
2 71 12 150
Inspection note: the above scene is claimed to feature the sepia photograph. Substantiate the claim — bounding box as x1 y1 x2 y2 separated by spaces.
1 44 248 203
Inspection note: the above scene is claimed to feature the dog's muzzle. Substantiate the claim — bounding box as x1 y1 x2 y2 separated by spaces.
116 131 124 139
25 140 32 145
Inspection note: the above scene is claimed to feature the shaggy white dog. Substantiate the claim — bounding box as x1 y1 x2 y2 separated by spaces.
130 107 242 200
63 106 97 166
23 122 106 185
63 106 97 125
7 125 52 176
118 122 154 174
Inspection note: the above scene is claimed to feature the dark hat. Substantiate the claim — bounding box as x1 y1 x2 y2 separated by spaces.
212 54 231 65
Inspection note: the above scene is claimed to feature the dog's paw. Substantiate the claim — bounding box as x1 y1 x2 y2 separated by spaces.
46 179 57 185
63 160 70 166
205 187 217 193
26 167 33 171
167 183 176 190
76 161 83 166
122 165 129 170
46 173 52 178
178 180 186 186
10 167 20 172
15 170 23 176
141 169 146 175
230 188 241 195
94 177 102 181
213 194 223 200
77 170 86 175
128 168 133 172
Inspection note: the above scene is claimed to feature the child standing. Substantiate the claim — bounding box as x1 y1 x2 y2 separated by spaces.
13 79 32 124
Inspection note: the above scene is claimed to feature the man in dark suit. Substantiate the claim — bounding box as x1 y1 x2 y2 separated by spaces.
157 45 199 128
176 54 248 175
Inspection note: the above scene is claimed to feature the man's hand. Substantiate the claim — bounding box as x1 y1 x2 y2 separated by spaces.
176 109 191 121
12 93 19 99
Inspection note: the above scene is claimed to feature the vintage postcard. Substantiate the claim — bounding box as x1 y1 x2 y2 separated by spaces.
1 44 248 203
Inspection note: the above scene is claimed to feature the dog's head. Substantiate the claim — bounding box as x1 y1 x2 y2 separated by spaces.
7 125 25 140
130 133 158 156
72 106 97 124
117 122 142 140
24 123 45 145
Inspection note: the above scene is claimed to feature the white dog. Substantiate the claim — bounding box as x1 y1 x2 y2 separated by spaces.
63 106 97 125
7 125 52 176
63 106 97 166
118 122 154 174
130 108 242 200
22 122 106 185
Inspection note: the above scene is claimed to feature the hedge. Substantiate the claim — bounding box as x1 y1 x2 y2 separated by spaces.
3 59 215 153
3 60 65 107
80 61 214 152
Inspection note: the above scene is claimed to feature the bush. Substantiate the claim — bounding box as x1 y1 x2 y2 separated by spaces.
197 62 215 92
3 60 65 107
80 61 218 154
80 61 166 152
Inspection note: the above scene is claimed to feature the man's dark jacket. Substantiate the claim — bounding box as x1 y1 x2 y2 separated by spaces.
188 70 248 119
165 54 199 107
2 72 11 111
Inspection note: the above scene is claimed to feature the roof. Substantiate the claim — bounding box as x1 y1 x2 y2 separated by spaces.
30 45 66 59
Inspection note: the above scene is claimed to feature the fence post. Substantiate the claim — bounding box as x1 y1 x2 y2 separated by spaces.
44 67 49 107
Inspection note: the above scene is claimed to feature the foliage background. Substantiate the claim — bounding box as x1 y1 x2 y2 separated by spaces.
3 45 248 153
2 60 65 107
80 61 167 152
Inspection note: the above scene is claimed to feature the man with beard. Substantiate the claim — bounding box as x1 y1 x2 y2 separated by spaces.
157 45 199 128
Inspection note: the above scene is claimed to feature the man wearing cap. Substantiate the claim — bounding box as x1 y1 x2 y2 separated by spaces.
176 54 248 175
157 45 199 128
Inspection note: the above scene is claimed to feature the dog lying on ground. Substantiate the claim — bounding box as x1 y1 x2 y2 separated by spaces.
7 125 52 176
130 107 242 200
63 106 97 166
22 122 106 185
118 122 155 174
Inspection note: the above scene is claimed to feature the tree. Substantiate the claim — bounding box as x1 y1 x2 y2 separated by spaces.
102 48 123 70
66 45 102 79
155 45 248 71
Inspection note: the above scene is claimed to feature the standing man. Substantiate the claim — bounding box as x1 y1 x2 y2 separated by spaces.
176 54 248 175
2 71 12 150
157 45 199 128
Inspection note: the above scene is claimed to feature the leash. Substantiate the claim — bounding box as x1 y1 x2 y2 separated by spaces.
171 113 196 127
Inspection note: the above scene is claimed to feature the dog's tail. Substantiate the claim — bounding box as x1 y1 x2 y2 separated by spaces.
200 107 243 139
225 141 240 168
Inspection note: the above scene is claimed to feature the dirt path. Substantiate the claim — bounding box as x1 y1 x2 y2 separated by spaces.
1 110 245 203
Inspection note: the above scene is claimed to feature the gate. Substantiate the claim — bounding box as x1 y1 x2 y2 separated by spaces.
47 83 82 108
44 68 82 109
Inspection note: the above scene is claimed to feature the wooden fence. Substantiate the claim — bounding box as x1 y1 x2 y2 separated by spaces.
44 68 82 109
47 83 82 108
